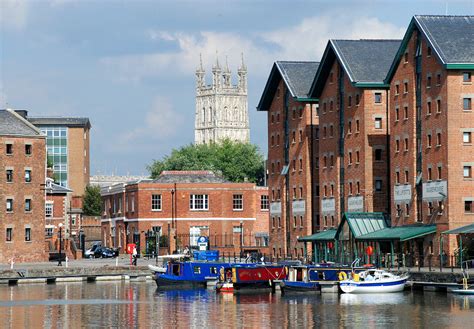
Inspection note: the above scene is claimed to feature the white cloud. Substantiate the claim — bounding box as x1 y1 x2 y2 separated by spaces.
101 14 405 82
116 96 185 150
0 0 28 30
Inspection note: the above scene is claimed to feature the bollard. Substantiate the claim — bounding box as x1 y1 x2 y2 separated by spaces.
116 257 119 267
65 256 69 268
10 258 14 270
451 255 454 273
428 256 432 272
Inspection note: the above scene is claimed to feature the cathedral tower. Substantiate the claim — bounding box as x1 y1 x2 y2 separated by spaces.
194 53 250 144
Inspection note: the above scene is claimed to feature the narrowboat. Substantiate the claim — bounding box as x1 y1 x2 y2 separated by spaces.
216 263 286 293
279 264 372 294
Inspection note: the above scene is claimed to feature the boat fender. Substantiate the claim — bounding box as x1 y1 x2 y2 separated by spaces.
285 266 289 276
338 272 348 281
219 267 225 282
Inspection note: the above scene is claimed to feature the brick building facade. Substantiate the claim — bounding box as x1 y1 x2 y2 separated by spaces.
0 109 47 263
385 15 474 264
257 62 320 259
100 171 269 256
309 40 400 227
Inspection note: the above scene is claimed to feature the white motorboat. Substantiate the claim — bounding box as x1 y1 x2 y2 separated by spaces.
147 264 167 274
339 269 408 294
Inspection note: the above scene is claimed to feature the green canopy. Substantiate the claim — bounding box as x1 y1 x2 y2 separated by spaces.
356 224 437 241
298 229 337 242
336 212 388 239
443 223 474 234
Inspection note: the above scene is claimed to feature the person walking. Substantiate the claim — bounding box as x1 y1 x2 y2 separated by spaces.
132 246 138 266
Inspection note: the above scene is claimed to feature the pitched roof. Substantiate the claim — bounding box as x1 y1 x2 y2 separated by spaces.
310 39 401 98
298 229 337 242
153 170 229 183
28 116 91 128
415 15 474 65
336 212 388 239
385 15 474 82
257 61 319 111
45 178 73 194
0 109 43 137
357 224 437 241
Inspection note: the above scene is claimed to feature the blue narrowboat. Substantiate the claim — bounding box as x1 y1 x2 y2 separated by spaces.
280 264 373 294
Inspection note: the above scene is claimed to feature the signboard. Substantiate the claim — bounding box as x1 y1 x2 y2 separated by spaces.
292 200 306 215
321 198 336 214
347 196 364 212
394 184 412 203
423 180 447 201
270 202 282 215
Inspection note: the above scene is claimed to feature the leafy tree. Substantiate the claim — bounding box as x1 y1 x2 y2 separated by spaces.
83 185 102 216
147 139 265 185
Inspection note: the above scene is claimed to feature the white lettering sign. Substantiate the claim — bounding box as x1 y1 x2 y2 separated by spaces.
423 180 447 201
270 202 282 215
292 200 306 215
394 184 412 203
321 198 336 214
347 196 364 212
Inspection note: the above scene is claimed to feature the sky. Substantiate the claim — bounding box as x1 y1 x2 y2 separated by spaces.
1 0 473 176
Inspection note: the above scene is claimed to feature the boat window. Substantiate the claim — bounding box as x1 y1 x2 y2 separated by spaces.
193 266 201 274
172 264 180 276
297 269 303 282
210 267 217 274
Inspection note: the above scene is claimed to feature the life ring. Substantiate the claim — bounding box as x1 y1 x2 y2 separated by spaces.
338 271 348 281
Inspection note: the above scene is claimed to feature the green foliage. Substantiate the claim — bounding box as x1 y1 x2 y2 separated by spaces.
147 139 265 184
83 185 102 216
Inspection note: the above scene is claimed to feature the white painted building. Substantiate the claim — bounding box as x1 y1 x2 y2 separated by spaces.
194 54 250 144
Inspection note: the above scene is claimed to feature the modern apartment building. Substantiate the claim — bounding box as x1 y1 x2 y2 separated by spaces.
27 115 91 196
0 109 47 262
257 61 320 259
385 15 474 263
309 39 401 227
100 171 269 256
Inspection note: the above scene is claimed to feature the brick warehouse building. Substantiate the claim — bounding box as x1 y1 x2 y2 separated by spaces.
309 40 400 227
100 171 269 256
257 61 320 259
384 15 474 265
0 109 47 263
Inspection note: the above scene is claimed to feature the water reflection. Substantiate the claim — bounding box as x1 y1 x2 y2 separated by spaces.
0 282 472 328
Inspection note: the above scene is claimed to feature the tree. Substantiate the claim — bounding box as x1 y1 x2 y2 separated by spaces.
147 139 265 184
83 185 102 216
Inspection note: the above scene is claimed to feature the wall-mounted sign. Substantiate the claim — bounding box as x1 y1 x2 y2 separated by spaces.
321 198 336 214
423 180 447 201
347 196 364 212
270 202 282 215
292 200 306 215
394 184 412 204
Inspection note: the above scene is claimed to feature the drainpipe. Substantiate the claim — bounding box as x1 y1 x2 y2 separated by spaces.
386 90 391 221
310 103 316 233
284 90 291 256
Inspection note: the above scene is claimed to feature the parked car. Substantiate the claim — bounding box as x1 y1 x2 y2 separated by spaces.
85 242 102 258
94 246 116 258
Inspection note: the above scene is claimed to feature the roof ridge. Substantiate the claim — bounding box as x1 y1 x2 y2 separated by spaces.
333 39 402 42
414 14 474 18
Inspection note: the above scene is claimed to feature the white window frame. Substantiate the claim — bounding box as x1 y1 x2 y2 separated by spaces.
190 194 208 211
233 194 243 211
45 202 54 217
151 194 162 211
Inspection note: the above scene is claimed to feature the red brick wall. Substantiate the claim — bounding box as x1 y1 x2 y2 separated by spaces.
0 135 47 262
266 79 319 258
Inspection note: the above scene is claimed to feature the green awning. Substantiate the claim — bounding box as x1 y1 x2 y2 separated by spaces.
443 223 474 234
336 212 388 239
298 229 337 242
356 224 437 241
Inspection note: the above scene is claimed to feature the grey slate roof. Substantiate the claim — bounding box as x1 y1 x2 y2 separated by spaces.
331 39 401 83
0 109 43 137
28 116 91 128
276 61 320 98
153 171 229 184
415 15 474 64
257 61 319 111
46 182 73 194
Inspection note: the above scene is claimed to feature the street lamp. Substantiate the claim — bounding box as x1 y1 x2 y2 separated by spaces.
58 223 63 266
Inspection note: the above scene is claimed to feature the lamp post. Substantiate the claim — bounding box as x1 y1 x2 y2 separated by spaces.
240 220 243 258
58 223 63 266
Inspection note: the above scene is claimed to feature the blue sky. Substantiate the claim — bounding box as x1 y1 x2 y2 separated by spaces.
1 0 472 176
